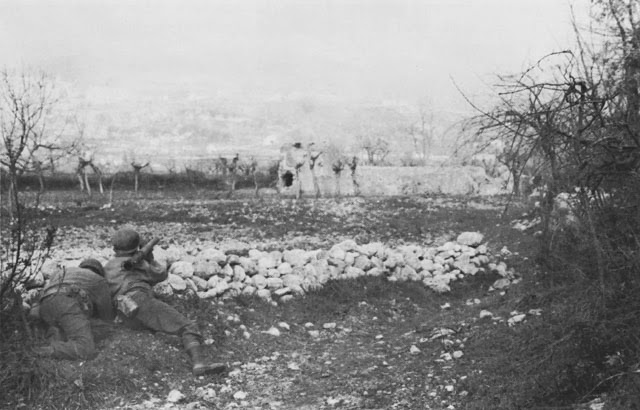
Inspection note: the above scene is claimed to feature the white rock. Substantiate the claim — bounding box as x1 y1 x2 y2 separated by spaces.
403 253 423 271
303 263 318 278
258 256 277 273
323 322 337 329
207 275 221 289
456 232 484 247
410 345 421 354
283 249 311 267
167 389 185 403
383 251 404 270
242 285 257 296
491 278 511 290
367 267 385 277
248 249 263 261
153 281 173 298
169 261 194 278
233 265 246 282
278 322 290 330
358 242 385 258
479 310 493 319
191 275 209 291
166 273 187 291
308 330 320 338
214 281 230 295
233 391 247 400
184 278 198 293
252 274 267 289
508 314 526 326
328 247 346 261
287 362 301 371
256 289 271 300
198 248 227 265
282 274 302 289
344 266 365 279
193 261 220 279
277 262 293 275
353 255 374 271
239 257 258 275
453 350 464 359
280 294 294 303
274 287 291 297
263 326 280 336
423 277 451 293
266 277 284 290
333 239 359 252
344 252 357 266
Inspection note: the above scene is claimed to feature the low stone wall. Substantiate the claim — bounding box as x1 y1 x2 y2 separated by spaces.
282 166 505 197
25 232 517 307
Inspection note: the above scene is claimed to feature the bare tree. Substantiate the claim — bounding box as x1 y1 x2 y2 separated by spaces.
356 135 390 165
406 105 435 165
347 155 359 196
0 69 72 213
131 161 149 193
239 156 260 197
0 68 62 323
225 153 239 198
307 143 323 198
76 155 104 195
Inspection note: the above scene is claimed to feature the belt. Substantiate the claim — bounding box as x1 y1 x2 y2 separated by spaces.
41 285 92 314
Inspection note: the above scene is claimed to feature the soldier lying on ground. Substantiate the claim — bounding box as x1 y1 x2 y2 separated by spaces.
104 228 227 376
31 259 114 360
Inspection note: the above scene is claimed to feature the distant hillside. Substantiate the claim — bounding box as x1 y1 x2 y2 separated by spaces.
70 92 460 171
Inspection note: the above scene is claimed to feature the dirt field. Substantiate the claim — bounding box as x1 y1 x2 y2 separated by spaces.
4 189 542 410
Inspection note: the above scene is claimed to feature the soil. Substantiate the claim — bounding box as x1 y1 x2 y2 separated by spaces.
5 189 539 410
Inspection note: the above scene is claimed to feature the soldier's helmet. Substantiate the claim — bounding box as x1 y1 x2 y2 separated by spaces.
79 258 105 277
112 229 141 254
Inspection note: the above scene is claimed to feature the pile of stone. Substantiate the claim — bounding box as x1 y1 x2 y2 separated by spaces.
148 231 511 303
20 231 515 307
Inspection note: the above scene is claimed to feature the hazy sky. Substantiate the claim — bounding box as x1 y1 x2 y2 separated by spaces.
1 0 587 114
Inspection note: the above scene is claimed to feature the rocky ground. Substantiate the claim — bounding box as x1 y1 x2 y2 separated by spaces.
5 191 547 410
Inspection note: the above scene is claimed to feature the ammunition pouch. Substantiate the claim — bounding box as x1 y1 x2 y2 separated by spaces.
115 293 139 318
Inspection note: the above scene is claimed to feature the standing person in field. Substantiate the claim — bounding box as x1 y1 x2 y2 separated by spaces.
104 228 226 376
32 259 114 360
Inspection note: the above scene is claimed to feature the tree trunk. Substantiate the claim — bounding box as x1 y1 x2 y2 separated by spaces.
295 168 302 200
84 172 92 196
37 172 45 194
253 173 260 197
77 172 85 192
134 171 139 193
351 173 360 196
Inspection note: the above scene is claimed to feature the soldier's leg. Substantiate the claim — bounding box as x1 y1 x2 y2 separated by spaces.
39 295 96 360
129 291 225 375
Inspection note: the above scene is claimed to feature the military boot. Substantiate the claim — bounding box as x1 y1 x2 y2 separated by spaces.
186 344 227 376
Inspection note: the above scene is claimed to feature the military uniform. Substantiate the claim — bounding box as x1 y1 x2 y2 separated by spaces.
104 229 225 376
37 262 114 360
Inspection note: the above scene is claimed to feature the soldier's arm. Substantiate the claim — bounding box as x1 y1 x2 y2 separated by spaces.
144 259 168 284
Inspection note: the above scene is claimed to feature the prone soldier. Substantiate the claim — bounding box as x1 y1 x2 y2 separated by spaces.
104 228 226 376
32 259 114 360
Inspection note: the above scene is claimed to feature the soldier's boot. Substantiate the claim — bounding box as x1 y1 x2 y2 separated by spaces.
186 343 227 376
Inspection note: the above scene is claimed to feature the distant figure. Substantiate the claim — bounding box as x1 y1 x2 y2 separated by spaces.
104 228 226 376
32 259 114 360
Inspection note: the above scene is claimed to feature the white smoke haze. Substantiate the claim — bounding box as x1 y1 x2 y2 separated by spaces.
0 0 588 166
